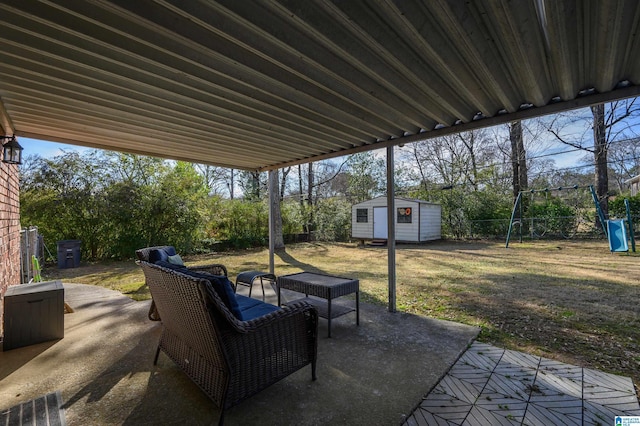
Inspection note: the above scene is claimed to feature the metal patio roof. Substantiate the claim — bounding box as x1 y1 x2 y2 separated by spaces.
1 1 640 171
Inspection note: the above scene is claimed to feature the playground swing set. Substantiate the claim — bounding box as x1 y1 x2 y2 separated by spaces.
505 184 636 253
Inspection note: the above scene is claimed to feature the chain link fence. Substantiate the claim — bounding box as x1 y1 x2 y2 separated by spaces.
467 214 640 241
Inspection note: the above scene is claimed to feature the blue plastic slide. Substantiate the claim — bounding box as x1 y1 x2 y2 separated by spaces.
606 219 629 252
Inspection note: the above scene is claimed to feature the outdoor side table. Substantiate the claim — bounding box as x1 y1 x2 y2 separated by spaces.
235 271 276 301
277 272 359 337
3 280 64 350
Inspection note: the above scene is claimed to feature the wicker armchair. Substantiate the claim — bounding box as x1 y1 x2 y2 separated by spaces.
138 261 318 425
136 246 227 321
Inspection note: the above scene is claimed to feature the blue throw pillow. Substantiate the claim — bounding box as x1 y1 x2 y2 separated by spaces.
177 269 242 319
167 254 185 266
149 249 168 263
148 246 177 263
208 275 242 319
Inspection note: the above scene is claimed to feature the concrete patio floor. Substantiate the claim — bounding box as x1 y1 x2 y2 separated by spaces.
3 281 638 425
0 282 479 425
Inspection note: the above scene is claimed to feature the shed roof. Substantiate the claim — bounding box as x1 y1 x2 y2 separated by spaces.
352 196 439 207
1 1 640 170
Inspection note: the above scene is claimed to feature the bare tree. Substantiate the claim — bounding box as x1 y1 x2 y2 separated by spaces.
546 98 640 221
609 136 640 192
405 129 500 191
238 170 265 200
292 160 349 239
195 164 230 196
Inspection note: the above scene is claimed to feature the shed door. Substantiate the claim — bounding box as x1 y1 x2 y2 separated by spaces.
373 207 388 239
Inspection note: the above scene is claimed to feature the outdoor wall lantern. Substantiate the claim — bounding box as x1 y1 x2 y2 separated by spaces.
1 135 23 165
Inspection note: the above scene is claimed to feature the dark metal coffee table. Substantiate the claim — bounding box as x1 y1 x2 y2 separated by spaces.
277 272 359 337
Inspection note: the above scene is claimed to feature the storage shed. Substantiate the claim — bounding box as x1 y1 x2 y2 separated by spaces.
352 197 441 243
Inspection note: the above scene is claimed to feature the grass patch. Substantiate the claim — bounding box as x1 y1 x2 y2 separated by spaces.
43 239 640 390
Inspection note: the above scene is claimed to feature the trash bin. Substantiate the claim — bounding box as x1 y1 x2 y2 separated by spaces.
57 240 81 269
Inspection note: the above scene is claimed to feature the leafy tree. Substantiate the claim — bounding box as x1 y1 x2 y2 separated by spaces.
207 199 268 248
527 196 575 237
20 151 109 259
101 181 149 258
609 193 640 219
465 190 512 238
345 152 385 203
99 152 168 256
146 161 208 253
21 152 210 259
104 152 166 185
313 198 351 241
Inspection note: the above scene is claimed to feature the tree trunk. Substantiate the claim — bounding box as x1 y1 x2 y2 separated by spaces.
307 162 314 240
591 104 609 226
509 121 528 200
252 171 260 199
269 169 285 249
298 164 304 202
280 167 290 202
457 132 479 191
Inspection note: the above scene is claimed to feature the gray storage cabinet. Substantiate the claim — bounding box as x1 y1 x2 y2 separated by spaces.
3 280 64 350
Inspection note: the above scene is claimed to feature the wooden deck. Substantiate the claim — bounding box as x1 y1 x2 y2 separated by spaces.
405 342 640 425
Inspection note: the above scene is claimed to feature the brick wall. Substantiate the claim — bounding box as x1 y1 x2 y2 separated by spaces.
0 161 20 331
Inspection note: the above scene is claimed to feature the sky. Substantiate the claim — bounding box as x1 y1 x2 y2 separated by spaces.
18 104 640 173
21 131 585 165
21 135 584 177
21 138 90 159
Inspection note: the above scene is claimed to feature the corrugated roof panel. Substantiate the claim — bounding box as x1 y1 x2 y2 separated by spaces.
0 0 639 170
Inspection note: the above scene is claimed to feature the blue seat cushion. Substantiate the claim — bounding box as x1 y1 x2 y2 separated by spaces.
154 259 187 270
236 295 280 321
235 294 263 311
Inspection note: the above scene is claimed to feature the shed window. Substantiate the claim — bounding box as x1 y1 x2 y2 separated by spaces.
356 208 368 223
397 207 412 223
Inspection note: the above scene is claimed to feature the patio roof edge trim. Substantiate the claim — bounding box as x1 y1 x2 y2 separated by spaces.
259 84 640 171
0 98 15 135
15 131 257 171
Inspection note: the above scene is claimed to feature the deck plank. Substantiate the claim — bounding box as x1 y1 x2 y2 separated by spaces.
404 342 640 426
